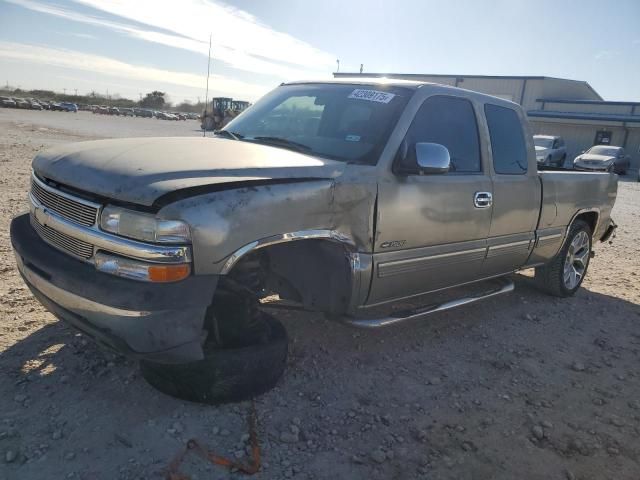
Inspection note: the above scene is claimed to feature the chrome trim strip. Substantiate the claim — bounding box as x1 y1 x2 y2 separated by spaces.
221 229 356 274
378 247 487 278
32 172 102 210
15 254 151 318
343 277 514 328
29 194 191 264
487 239 531 251
537 233 562 241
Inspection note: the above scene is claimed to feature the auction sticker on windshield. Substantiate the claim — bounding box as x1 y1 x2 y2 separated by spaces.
348 89 396 103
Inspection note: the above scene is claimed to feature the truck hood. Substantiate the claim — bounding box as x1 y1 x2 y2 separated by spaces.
33 137 346 207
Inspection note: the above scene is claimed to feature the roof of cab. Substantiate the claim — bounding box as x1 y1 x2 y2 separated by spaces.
283 77 522 108
284 77 425 88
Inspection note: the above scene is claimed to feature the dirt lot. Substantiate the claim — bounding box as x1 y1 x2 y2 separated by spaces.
1 109 640 480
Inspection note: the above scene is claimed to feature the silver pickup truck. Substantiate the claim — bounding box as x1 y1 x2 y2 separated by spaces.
10 79 617 402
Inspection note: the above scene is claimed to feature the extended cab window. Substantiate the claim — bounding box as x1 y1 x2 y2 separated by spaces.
400 95 481 173
485 104 528 174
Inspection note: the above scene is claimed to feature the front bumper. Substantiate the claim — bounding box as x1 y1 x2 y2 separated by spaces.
10 214 218 363
573 162 610 172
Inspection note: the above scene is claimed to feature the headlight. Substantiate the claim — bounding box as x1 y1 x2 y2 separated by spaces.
100 205 191 243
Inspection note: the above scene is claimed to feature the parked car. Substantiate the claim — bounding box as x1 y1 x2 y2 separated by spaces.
533 135 567 167
133 108 154 118
59 102 78 112
10 79 618 403
29 101 43 110
573 145 631 174
14 98 30 109
93 106 109 115
0 96 16 108
157 111 178 120
119 108 135 117
108 107 120 115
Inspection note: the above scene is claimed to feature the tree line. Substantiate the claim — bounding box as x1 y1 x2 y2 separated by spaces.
0 88 207 113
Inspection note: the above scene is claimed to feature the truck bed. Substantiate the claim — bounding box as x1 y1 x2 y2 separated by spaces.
538 170 617 240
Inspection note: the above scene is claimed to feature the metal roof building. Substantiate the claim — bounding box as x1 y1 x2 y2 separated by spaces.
334 72 640 173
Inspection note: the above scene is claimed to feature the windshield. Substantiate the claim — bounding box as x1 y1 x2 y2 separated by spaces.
222 83 412 164
587 146 619 156
533 137 554 148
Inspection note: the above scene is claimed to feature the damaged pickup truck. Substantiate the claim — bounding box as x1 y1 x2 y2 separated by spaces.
10 79 617 403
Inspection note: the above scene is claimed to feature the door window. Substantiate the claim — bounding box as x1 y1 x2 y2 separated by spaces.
485 104 528 174
400 96 481 173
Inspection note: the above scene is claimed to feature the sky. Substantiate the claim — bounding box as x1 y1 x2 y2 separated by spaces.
0 0 638 104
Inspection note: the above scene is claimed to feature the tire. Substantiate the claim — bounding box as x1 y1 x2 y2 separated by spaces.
534 220 592 297
202 116 215 131
140 313 288 404
558 154 566 168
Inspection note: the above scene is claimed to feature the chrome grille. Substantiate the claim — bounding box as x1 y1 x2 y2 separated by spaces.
31 215 94 259
31 177 98 226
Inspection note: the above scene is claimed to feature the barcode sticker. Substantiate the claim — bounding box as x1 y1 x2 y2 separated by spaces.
348 89 395 103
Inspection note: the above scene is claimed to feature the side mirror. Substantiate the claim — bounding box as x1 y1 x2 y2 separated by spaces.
415 143 451 174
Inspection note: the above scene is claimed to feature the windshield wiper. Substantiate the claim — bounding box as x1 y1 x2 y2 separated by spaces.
249 136 312 153
213 130 243 140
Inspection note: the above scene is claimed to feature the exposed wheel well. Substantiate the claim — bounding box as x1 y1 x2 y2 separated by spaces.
573 211 598 237
225 239 354 315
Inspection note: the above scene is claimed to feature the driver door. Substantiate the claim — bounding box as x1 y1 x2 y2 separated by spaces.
369 95 493 305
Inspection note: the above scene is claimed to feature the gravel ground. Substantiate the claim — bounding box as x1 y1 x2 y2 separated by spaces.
1 110 640 480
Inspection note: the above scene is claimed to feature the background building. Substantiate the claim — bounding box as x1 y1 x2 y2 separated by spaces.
334 72 640 173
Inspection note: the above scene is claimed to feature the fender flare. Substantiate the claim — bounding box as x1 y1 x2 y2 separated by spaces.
220 229 356 275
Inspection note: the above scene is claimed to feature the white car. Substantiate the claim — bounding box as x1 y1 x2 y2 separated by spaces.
534 135 567 167
573 146 631 175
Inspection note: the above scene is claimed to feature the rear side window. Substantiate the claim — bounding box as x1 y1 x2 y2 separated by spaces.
403 95 481 173
485 104 528 174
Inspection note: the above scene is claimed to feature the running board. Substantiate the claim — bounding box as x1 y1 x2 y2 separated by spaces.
342 278 515 329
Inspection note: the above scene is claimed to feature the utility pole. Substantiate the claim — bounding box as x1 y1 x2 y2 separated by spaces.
203 32 212 137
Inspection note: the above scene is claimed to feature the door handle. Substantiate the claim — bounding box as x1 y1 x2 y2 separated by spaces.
474 192 493 208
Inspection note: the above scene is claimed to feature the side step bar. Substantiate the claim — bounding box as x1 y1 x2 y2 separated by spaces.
342 278 514 329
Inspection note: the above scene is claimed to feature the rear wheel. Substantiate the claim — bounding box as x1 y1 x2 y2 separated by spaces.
534 220 592 297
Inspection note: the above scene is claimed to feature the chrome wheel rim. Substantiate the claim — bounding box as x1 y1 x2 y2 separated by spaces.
563 231 590 290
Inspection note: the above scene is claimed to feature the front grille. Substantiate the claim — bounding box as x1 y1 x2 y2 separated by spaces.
31 215 94 259
31 178 98 227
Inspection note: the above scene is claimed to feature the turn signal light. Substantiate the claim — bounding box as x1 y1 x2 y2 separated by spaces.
148 264 191 283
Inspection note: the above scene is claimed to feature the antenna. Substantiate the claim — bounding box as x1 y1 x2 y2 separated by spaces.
203 33 212 138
